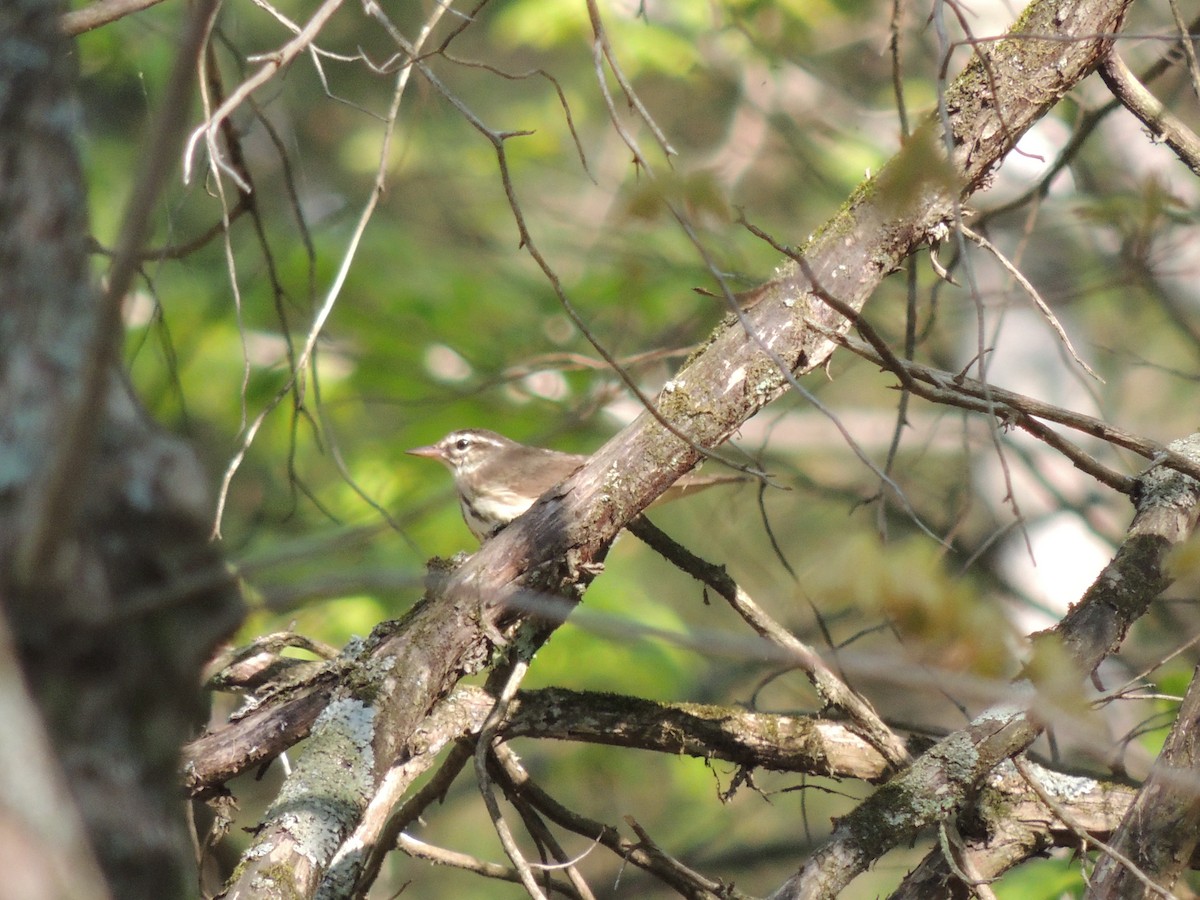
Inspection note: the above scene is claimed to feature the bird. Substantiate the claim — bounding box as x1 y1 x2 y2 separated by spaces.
407 428 743 542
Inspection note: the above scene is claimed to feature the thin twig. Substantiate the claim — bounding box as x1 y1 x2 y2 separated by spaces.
735 217 959 546
937 821 1000 900
828 331 1184 489
1099 51 1200 177
1096 633 1200 710
1166 0 1200 99
500 742 737 898
1012 756 1176 899
213 0 448 535
397 834 582 898
583 0 675 159
374 31 769 483
197 41 252 432
61 0 166 34
931 0 1033 557
183 0 347 186
476 660 546 899
351 741 476 895
491 745 598 900
960 225 1100 380
627 516 911 770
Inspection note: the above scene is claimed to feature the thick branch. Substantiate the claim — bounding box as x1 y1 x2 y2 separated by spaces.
1099 51 1200 177
891 760 1151 898
187 679 892 799
219 0 1134 892
628 516 910 769
768 433 1200 899
184 685 334 799
507 687 892 782
1087 662 1200 897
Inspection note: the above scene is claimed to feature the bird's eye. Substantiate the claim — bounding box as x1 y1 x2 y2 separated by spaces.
454 438 470 451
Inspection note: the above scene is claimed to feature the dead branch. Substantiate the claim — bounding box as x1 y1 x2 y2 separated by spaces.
211 0 1137 891
769 432 1200 899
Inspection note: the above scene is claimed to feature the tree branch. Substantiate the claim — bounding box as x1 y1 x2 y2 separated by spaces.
215 0 1137 891
628 516 910 770
1088 661 1200 897
769 432 1200 899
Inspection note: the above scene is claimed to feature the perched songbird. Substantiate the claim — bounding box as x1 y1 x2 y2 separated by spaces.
408 428 742 542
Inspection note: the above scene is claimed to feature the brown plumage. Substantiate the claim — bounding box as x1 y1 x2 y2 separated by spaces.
407 428 742 541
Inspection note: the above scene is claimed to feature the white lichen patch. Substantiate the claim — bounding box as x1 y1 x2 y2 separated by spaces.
315 698 376 754
263 698 377 866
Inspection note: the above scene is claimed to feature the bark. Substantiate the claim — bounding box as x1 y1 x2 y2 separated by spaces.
506 688 893 781
890 760 1145 898
1087 661 1200 898
214 0 1142 892
0 1 243 897
767 434 1200 899
0 608 110 900
185 683 894 799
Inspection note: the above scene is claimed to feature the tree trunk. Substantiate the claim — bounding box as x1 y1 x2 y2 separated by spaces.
0 1 243 896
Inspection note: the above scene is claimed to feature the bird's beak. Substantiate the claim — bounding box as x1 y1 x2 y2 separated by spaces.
406 444 444 461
